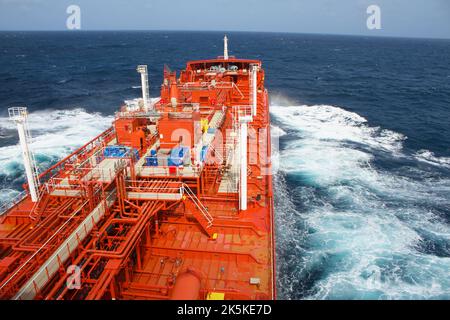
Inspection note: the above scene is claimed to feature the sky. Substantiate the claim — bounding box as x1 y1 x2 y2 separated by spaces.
0 0 449 39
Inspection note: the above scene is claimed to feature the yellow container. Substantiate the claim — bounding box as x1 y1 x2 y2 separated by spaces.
207 292 225 300
201 119 209 132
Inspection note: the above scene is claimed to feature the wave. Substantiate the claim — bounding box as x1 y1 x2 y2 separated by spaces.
271 104 450 300
57 78 73 84
0 108 113 200
414 150 450 169
270 125 286 138
0 188 20 205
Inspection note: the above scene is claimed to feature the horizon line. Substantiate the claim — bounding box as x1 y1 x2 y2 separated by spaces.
0 29 449 41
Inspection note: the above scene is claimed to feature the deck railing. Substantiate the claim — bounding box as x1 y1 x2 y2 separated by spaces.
0 191 28 216
35 127 116 185
182 183 214 228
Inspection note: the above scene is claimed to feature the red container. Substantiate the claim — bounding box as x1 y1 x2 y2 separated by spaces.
169 166 177 174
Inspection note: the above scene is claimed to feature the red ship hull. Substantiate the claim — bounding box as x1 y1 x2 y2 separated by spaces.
0 50 276 300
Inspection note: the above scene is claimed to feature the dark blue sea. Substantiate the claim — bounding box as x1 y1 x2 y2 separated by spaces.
1 31 449 299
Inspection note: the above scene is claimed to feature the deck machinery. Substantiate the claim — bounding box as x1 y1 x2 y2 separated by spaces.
0 37 276 300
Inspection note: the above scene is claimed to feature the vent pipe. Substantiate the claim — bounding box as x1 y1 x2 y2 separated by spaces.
239 117 251 211
251 65 258 116
224 35 229 60
137 65 150 111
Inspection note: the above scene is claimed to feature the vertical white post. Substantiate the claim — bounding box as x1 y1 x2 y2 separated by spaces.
251 65 258 117
137 65 150 112
9 107 39 202
239 121 248 211
195 142 202 166
224 35 229 60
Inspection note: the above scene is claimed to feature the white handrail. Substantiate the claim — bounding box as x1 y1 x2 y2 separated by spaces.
182 184 213 227
232 82 245 99
0 191 28 216
205 143 225 165
123 181 213 228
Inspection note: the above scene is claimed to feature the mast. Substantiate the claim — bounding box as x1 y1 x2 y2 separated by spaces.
239 119 249 210
238 108 252 211
8 107 40 202
137 65 151 111
224 35 229 60
251 64 258 116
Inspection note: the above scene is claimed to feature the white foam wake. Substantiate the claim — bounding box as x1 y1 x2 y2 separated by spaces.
414 150 450 169
271 104 450 300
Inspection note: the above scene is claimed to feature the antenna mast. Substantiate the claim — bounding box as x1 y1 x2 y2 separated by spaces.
224 35 229 60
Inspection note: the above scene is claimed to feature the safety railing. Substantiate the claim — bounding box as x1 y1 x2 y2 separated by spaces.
182 184 213 228
232 105 253 119
139 164 202 177
205 143 225 165
115 109 161 120
8 107 27 120
125 181 183 201
126 181 182 194
231 82 245 99
41 156 129 197
36 127 116 185
0 191 28 216
124 181 213 227
45 177 82 189
43 178 84 198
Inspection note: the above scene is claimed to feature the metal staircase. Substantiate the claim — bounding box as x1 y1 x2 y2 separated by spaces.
29 185 50 220
182 184 215 237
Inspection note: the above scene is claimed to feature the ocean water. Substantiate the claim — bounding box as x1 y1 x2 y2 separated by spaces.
1 31 449 299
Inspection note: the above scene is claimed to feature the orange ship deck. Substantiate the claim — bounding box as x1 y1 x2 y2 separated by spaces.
0 44 276 300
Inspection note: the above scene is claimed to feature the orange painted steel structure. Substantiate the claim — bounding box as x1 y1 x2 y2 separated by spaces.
0 50 276 300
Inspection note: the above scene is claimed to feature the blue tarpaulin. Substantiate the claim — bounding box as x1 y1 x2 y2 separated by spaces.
145 157 158 166
201 146 208 162
104 146 140 160
168 146 189 166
